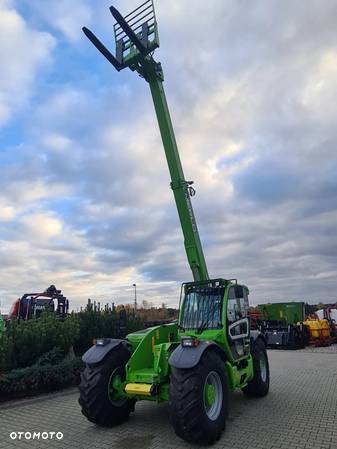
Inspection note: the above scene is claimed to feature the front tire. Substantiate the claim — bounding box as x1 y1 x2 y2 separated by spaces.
169 350 228 445
79 345 135 426
242 339 270 397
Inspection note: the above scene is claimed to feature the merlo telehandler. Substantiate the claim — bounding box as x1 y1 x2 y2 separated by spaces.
79 1 270 444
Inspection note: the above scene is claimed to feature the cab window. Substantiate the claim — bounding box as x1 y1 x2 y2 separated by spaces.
227 286 249 323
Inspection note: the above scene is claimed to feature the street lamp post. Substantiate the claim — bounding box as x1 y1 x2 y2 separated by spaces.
133 283 137 312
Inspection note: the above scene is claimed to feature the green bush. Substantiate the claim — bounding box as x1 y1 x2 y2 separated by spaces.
74 309 116 355
74 308 144 355
0 356 83 400
34 347 65 366
0 313 80 372
0 307 145 373
0 308 146 400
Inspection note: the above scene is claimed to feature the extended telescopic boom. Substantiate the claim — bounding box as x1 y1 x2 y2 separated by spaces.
83 1 209 282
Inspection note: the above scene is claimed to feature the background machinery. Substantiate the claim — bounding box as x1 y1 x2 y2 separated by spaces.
303 312 334 347
258 302 309 349
7 285 69 322
79 1 270 444
316 307 337 342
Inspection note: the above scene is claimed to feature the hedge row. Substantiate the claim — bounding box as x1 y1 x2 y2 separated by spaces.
74 309 143 355
0 309 145 399
0 310 144 373
0 349 83 400
0 313 80 372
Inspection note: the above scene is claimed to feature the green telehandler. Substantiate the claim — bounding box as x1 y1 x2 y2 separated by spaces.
79 1 270 444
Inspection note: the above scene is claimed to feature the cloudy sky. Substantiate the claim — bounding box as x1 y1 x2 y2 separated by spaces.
1 0 337 312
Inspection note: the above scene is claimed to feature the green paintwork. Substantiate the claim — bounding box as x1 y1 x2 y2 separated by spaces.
258 302 305 325
205 383 216 406
120 283 254 403
109 371 125 402
126 324 178 385
122 24 158 64
177 281 251 365
148 77 209 282
112 16 208 282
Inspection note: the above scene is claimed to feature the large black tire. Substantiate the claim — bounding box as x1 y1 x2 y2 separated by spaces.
79 345 135 426
242 339 270 397
169 350 228 445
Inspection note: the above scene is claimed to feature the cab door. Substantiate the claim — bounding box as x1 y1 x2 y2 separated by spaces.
226 285 250 359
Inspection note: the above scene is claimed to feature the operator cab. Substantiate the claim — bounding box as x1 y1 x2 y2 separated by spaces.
179 279 250 359
179 279 224 333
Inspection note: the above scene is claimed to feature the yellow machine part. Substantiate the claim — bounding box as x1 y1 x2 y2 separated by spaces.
304 319 330 339
321 320 330 338
125 383 153 396
304 320 321 338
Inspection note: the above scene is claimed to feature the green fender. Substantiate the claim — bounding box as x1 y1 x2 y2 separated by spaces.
82 339 127 364
169 341 225 369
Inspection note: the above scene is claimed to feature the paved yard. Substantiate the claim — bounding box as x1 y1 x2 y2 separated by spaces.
1 347 336 449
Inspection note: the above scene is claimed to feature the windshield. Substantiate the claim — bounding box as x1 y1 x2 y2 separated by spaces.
179 283 224 331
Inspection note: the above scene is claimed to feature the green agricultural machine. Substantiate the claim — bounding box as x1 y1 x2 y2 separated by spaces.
79 1 269 444
259 302 306 325
258 302 308 349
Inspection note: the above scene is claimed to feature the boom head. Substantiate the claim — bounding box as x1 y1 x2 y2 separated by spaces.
112 0 159 67
83 1 160 76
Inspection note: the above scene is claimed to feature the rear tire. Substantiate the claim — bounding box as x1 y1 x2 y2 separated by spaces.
169 350 228 445
79 345 135 426
242 339 269 397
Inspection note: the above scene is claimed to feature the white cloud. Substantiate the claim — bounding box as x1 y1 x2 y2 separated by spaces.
1 0 337 312
21 212 63 240
22 0 92 42
41 133 73 152
0 203 15 221
0 2 55 126
1 179 70 210
301 50 337 123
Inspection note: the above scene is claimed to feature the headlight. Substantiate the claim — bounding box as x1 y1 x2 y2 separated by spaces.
181 337 199 348
94 338 110 346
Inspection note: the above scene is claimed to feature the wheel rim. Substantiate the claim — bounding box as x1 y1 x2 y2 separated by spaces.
203 371 223 421
108 366 127 406
259 352 267 382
